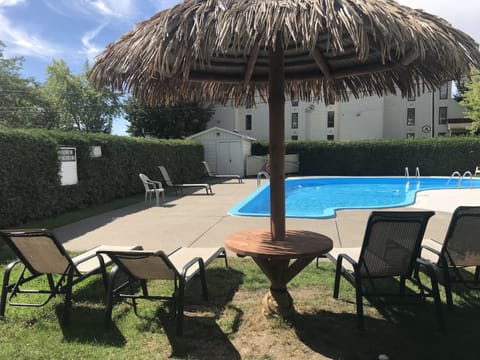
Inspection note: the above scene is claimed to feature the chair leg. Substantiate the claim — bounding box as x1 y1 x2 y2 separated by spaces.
430 273 445 331
63 269 74 324
141 280 149 297
442 268 454 310
199 262 208 301
176 278 185 336
105 266 119 327
417 259 446 331
0 261 17 317
399 277 406 297
354 273 364 331
333 257 343 299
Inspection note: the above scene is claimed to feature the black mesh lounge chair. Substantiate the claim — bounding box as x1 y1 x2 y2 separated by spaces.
158 165 213 195
98 246 227 336
0 229 141 321
420 206 480 310
202 161 243 183
326 211 444 330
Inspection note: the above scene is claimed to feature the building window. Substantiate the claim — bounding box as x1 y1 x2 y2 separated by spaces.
291 94 299 107
439 82 448 99
439 107 448 125
245 114 252 130
291 135 298 141
327 111 335 128
408 94 415 101
327 134 334 141
291 113 298 129
406 133 415 139
407 108 415 126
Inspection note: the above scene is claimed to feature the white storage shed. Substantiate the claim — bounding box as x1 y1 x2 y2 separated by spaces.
188 127 255 176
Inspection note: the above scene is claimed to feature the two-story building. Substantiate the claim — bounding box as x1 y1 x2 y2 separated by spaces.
209 82 468 141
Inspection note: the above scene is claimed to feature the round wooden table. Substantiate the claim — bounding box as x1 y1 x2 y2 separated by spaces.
225 228 333 317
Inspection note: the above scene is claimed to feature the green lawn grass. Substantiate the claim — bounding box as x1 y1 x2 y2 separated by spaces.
1 199 479 359
0 250 479 360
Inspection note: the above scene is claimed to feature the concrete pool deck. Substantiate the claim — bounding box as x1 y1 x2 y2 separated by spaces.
55 178 480 254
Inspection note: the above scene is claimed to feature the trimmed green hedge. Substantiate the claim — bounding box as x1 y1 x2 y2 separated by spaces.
252 137 480 176
0 129 203 227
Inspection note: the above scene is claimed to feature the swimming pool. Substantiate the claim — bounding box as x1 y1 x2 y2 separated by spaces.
229 176 480 218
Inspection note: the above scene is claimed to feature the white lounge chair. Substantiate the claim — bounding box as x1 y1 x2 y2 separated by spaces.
202 161 243 183
98 246 227 335
139 173 165 206
158 166 213 195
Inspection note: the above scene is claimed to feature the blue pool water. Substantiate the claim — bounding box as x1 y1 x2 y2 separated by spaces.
229 177 480 218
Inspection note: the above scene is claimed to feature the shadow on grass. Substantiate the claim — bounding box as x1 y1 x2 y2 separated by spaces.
290 294 480 360
121 266 244 359
56 305 126 346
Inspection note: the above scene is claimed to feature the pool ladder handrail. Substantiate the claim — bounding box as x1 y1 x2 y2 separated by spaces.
415 167 420 178
447 171 473 188
404 167 420 180
257 171 270 186
462 171 473 188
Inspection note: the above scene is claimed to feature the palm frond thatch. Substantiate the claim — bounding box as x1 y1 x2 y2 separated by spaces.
90 0 480 106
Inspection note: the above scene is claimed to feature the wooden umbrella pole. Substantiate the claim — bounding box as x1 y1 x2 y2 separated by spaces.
268 40 286 242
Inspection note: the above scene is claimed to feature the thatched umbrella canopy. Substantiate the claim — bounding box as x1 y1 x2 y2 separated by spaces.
91 0 480 242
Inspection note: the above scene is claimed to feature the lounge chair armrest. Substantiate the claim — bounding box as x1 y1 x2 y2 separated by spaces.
337 253 358 267
180 256 205 279
421 245 442 257
5 259 23 272
73 250 101 266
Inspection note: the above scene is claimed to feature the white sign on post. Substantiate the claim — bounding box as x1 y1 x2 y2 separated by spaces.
58 146 78 185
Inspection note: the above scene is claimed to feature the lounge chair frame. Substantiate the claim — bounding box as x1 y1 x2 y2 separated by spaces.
327 211 444 331
98 247 227 336
420 206 480 309
158 166 213 195
0 229 140 321
202 161 243 183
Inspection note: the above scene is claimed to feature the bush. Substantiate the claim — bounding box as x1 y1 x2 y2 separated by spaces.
0 129 203 227
252 137 480 176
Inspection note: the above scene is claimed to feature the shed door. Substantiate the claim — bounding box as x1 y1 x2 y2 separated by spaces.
217 141 242 175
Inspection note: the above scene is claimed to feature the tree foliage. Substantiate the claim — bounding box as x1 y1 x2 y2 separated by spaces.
460 69 480 133
42 60 122 133
125 97 214 138
0 42 49 128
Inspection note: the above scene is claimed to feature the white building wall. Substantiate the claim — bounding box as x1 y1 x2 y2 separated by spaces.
210 105 235 130
336 96 384 140
210 82 466 141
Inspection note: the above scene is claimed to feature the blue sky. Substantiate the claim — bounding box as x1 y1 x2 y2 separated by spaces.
1 0 479 135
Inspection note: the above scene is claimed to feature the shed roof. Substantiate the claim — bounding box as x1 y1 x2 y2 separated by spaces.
187 127 256 141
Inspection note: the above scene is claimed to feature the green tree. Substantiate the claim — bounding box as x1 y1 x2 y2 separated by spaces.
125 97 214 138
42 59 121 133
461 69 480 133
0 41 49 128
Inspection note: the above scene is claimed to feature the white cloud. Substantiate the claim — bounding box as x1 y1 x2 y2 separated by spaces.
0 12 60 59
0 0 25 7
80 23 107 61
87 0 137 18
